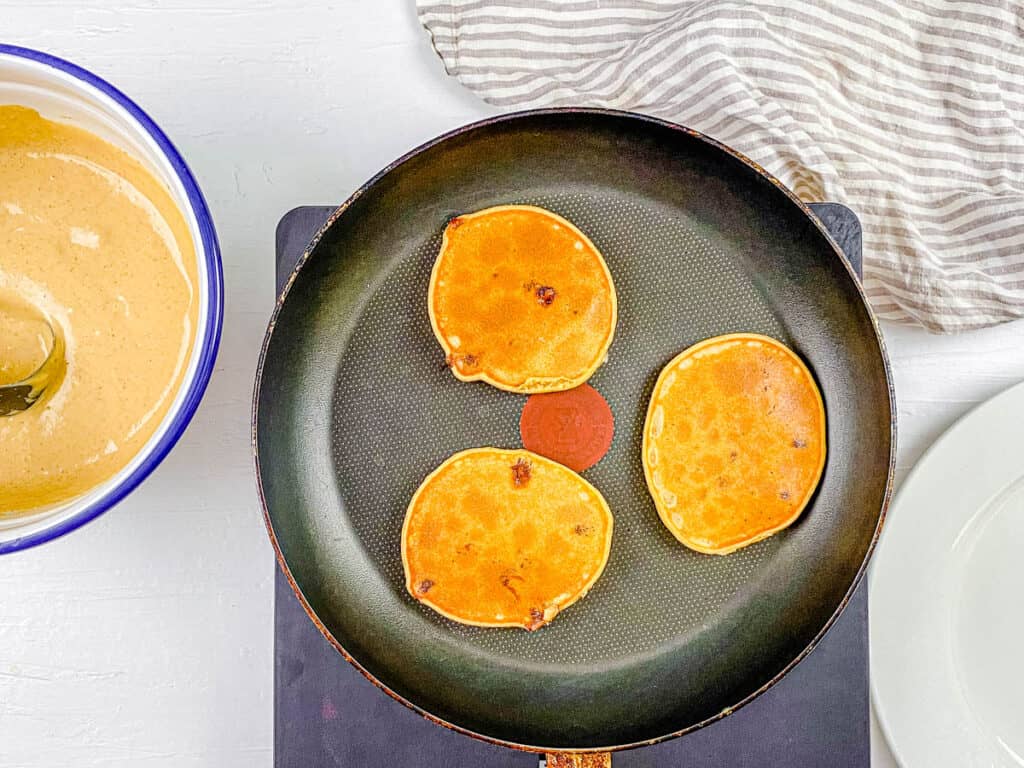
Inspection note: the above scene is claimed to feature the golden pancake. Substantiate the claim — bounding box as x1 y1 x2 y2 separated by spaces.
402 447 613 630
428 205 617 393
642 334 826 555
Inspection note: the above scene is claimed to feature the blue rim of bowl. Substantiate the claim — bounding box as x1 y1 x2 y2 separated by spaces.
0 44 223 554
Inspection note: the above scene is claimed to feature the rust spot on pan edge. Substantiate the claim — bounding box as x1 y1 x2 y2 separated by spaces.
252 107 896 754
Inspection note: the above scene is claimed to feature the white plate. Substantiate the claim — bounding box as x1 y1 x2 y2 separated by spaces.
871 380 1024 767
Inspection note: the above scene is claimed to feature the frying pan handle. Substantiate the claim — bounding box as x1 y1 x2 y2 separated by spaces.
543 754 611 767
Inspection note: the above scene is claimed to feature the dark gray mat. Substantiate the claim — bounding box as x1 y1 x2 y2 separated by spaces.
274 202 868 768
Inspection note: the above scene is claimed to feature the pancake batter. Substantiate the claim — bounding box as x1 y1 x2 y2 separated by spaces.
0 106 198 515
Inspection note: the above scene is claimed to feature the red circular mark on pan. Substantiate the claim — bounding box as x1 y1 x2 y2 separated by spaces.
519 384 614 472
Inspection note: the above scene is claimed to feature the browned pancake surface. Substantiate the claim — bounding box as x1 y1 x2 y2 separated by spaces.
642 334 826 555
402 448 613 630
428 205 617 393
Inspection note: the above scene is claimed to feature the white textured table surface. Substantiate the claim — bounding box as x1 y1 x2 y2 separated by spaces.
2 2 1023 766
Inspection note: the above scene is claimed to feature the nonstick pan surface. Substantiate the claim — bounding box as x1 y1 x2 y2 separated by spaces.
254 109 894 752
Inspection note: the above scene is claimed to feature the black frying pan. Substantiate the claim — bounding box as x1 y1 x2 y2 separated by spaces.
253 109 894 760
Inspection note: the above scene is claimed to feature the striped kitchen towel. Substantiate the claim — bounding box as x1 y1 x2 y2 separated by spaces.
417 0 1024 332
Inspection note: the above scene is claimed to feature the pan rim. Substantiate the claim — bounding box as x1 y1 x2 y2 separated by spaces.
252 107 897 754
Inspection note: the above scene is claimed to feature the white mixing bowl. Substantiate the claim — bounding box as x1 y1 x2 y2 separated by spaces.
0 45 223 553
